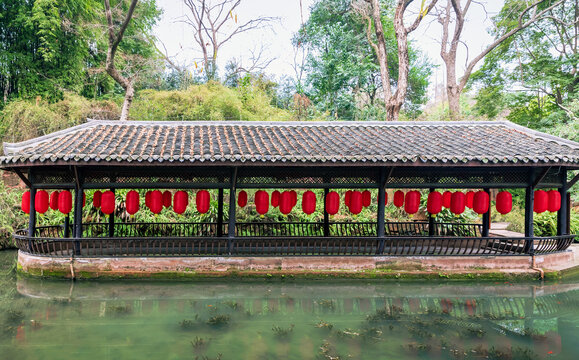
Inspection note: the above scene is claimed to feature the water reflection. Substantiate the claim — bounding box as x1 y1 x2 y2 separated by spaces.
1 252 578 359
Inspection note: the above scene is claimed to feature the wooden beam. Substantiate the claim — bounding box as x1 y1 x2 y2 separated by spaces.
566 171 579 189
13 169 32 187
532 166 551 187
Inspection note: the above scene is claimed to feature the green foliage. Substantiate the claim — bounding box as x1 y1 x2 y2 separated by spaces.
0 177 25 247
129 82 293 121
534 211 579 237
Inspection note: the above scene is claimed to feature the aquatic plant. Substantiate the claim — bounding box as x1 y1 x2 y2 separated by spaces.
5 309 24 324
180 318 199 330
206 314 230 326
272 324 294 338
108 304 132 315
366 305 403 322
315 320 334 331
335 328 360 338
360 327 383 342
318 340 347 360
191 336 210 352
316 299 336 311
221 300 242 311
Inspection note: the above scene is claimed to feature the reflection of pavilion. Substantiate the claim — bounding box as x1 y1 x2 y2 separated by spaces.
2 120 578 275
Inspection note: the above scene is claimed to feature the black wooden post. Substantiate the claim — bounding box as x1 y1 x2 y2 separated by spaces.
27 171 36 253
428 188 435 237
557 167 568 236
323 187 329 237
63 215 70 238
482 188 490 237
524 177 535 254
227 167 238 254
217 188 224 237
377 168 386 254
108 189 115 237
73 171 84 256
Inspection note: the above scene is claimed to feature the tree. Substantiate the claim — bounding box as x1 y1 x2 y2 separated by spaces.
297 0 431 120
356 0 438 121
437 0 566 120
181 0 276 81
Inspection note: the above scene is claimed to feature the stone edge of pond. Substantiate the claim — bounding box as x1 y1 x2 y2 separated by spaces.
16 250 579 282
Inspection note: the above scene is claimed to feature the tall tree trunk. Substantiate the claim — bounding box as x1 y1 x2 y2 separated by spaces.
119 82 135 121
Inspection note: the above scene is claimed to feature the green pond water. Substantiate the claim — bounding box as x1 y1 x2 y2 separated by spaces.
1 251 578 360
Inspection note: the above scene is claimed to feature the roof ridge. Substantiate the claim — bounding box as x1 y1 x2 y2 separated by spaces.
502 121 579 150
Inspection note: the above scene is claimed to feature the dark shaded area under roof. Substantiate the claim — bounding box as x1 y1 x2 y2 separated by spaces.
1 119 578 168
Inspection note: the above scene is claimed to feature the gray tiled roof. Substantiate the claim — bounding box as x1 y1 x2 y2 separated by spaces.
1 119 578 167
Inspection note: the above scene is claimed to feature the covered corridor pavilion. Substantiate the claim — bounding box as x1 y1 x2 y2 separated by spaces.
1 120 578 271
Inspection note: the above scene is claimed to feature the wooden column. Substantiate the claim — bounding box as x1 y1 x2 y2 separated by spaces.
557 167 568 236
482 188 490 237
227 167 238 254
323 187 329 237
217 188 224 237
524 171 535 255
428 188 435 237
376 169 386 254
73 169 84 255
27 171 36 253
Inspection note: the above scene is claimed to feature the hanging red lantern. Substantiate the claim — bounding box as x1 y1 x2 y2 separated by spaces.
302 191 316 215
255 190 269 215
290 190 298 207
384 192 389 206
442 191 452 208
149 190 163 214
35 190 49 214
345 190 352 207
362 190 371 207
49 191 59 211
393 190 405 208
325 191 340 215
101 190 116 215
145 191 152 209
173 191 188 214
93 190 102 208
238 190 248 208
21 191 30 214
83 192 86 207
547 190 561 212
350 191 363 215
496 191 512 214
280 191 293 215
534 190 548 213
196 190 210 214
271 190 280 207
466 191 475 209
125 191 140 215
58 190 72 215
450 192 466 215
427 191 442 215
404 190 420 214
162 190 172 208
473 191 490 215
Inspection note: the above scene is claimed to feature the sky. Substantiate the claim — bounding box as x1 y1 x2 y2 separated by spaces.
155 0 505 88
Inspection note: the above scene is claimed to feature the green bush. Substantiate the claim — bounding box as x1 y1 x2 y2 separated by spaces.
534 210 579 237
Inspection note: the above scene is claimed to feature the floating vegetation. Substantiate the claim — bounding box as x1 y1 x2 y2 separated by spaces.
403 342 432 354
315 320 334 331
206 314 230 327
191 336 210 352
108 304 132 315
316 299 336 311
272 324 294 338
366 305 403 322
360 327 382 342
5 309 24 324
221 300 242 311
318 340 349 360
180 317 199 330
335 328 360 338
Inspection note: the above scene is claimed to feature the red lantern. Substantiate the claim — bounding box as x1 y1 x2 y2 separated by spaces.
173 191 188 214
404 190 420 214
302 191 316 215
350 191 363 215
325 191 340 215
496 191 512 215
196 190 210 214
466 191 475 209
345 190 352 207
101 190 116 215
534 190 548 213
450 192 466 215
271 190 280 207
125 191 140 215
362 190 371 207
149 190 163 214
547 190 561 212
83 192 86 207
290 190 297 207
442 191 452 208
49 191 59 211
280 191 293 215
393 190 405 208
93 190 102 208
162 190 172 208
58 190 72 215
35 190 49 214
255 190 269 215
427 191 442 215
145 191 152 209
238 190 248 208
21 191 30 214
473 191 490 215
